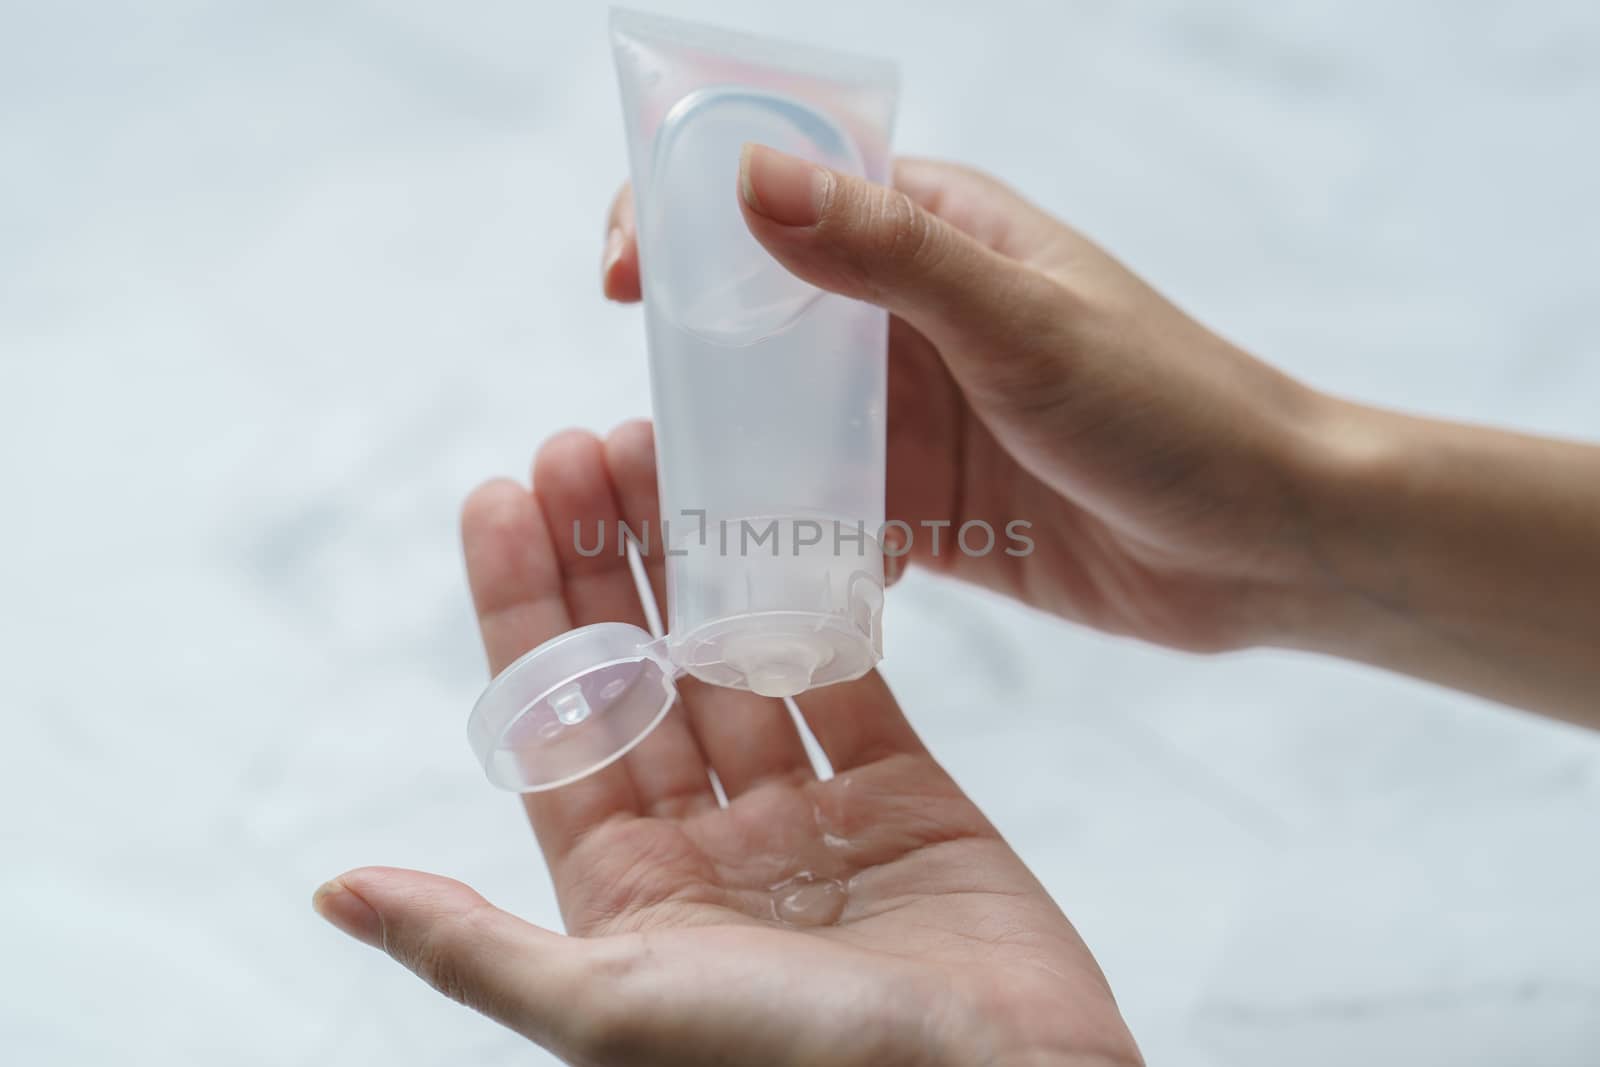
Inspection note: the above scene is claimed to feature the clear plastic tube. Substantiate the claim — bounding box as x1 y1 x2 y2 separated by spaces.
612 9 899 698
465 13 901 796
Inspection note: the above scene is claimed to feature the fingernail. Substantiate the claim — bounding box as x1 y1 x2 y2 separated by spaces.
601 227 624 283
740 143 829 227
313 878 382 948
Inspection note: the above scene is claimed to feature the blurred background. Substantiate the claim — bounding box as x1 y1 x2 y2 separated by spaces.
4 1 1599 1064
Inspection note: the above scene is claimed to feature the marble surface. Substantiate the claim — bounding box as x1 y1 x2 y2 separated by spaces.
4 1 1599 1063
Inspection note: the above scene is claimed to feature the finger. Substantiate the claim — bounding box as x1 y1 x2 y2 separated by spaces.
737 144 1072 415
679 677 815 796
460 475 639 859
791 669 926 774
607 158 1056 304
891 157 1068 262
314 867 600 1061
532 429 656 631
601 160 1038 306
601 183 641 302
596 421 719 818
599 421 814 797
883 313 963 582
601 419 668 614
462 478 570 675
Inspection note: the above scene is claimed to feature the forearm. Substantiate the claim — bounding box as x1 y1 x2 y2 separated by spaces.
1276 396 1600 726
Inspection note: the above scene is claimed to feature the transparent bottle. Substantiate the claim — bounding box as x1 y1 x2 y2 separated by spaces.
469 9 899 791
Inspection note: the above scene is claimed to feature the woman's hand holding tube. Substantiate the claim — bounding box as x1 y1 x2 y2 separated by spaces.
607 144 1600 725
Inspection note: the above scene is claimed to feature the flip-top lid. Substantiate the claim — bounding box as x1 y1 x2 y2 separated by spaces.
468 622 677 792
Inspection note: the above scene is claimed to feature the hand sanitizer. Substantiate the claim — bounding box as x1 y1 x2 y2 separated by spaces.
469 9 898 791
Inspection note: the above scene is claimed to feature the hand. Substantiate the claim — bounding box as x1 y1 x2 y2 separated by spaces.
603 145 1329 654
605 146 1600 720
314 426 1143 1066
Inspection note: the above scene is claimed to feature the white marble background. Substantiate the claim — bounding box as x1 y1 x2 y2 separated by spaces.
4 1 1598 1064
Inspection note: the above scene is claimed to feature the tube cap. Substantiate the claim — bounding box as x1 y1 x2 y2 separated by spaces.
468 623 677 792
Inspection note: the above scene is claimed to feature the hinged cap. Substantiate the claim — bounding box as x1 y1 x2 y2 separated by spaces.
468 622 676 792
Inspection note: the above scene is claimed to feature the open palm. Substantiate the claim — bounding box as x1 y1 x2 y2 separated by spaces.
319 424 1140 1066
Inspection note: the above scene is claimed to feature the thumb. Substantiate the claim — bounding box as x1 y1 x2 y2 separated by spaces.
313 866 600 1057
737 143 1070 404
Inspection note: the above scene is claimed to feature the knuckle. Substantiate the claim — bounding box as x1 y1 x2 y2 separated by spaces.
821 184 943 301
811 176 946 301
402 906 495 1010
942 159 1012 197
893 195 929 259
877 188 935 267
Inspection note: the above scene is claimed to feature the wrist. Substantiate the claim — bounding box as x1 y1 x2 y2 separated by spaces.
1253 391 1411 659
